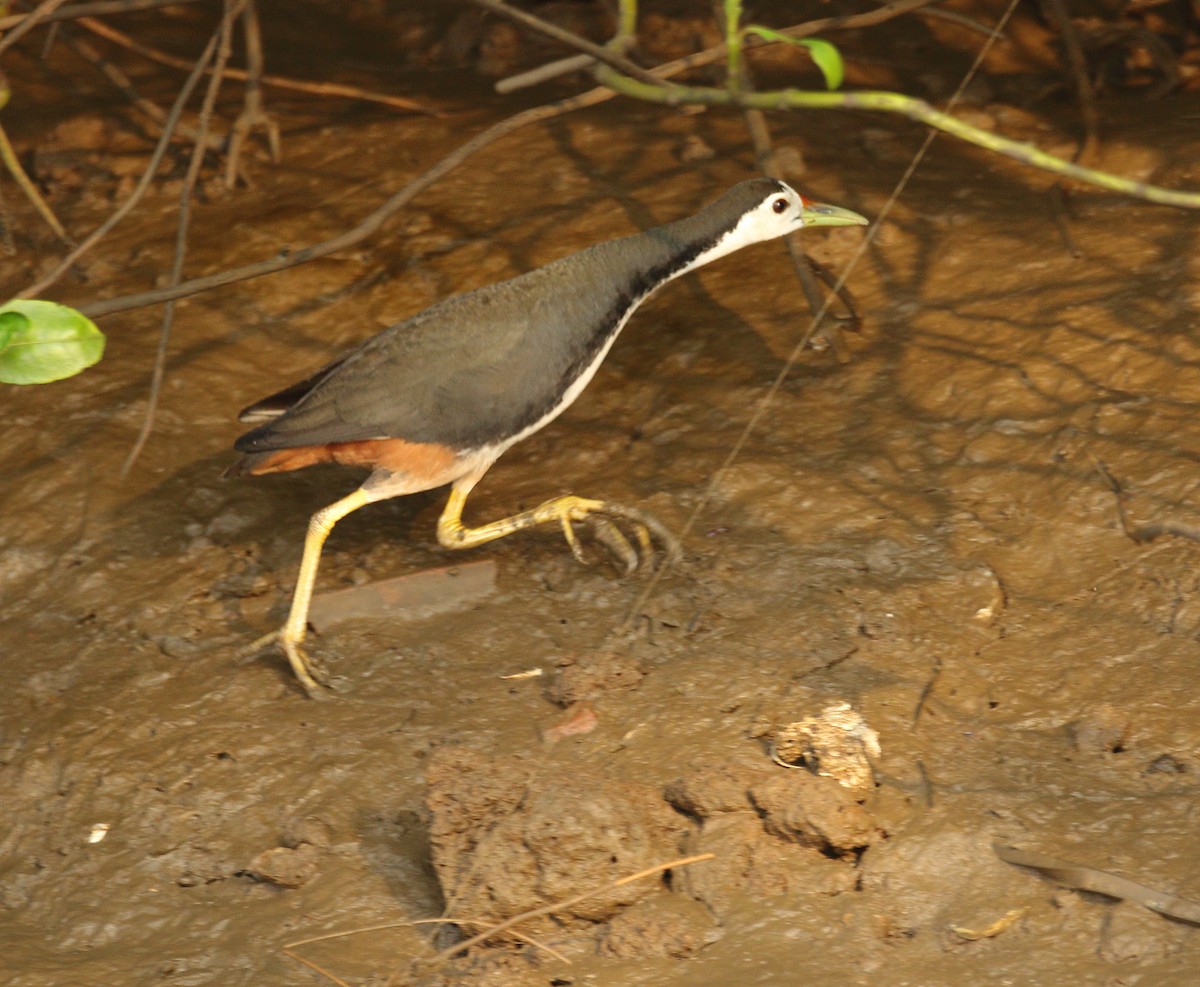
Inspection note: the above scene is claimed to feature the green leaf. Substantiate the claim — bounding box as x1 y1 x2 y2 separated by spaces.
743 27 844 91
0 299 106 385
0 309 26 352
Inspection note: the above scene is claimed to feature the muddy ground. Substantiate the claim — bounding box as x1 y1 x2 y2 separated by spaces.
3 2 1200 984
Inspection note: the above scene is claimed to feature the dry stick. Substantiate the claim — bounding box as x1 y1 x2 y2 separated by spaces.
917 5 1006 39
496 51 596 94
18 22 223 300
731 54 844 358
0 181 15 253
66 0 937 315
285 951 351 987
1042 0 1099 160
282 917 568 987
995 845 1200 924
0 0 203 30
120 0 245 477
620 0 1025 630
0 87 72 242
77 14 438 114
62 28 222 149
0 0 72 57
467 0 667 89
69 85 616 313
427 853 715 968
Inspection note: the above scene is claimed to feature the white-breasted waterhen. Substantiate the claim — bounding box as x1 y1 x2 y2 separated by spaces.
230 178 867 697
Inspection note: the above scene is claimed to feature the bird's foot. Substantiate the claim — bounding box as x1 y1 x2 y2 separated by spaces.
235 628 331 699
555 498 681 575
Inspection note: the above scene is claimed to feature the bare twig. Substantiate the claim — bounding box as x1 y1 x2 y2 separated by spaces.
0 0 203 31
1042 0 1099 158
121 0 245 477
77 14 439 114
726 33 843 358
496 52 596 93
917 5 1008 40
282 916 569 987
427 853 715 967
66 0 941 316
0 0 73 57
0 181 16 254
285 951 352 987
0 85 72 242
71 83 619 315
18 14 223 299
62 29 222 148
996 845 1200 924
467 0 666 89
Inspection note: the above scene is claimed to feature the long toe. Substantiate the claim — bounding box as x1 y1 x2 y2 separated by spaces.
589 516 639 575
235 628 281 661
597 502 683 567
281 637 332 700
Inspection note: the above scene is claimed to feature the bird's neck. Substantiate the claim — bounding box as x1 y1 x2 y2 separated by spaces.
618 204 771 307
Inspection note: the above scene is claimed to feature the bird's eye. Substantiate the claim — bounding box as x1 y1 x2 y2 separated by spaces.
772 197 788 214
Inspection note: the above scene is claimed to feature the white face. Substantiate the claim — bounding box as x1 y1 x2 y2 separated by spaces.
686 183 807 272
730 183 808 246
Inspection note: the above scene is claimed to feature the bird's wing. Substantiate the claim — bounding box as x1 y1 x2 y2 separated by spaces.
234 258 626 455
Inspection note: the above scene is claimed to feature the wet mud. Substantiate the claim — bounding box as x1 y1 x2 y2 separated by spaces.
3 3 1200 985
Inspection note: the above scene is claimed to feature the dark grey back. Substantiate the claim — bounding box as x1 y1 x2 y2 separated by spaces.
235 178 785 454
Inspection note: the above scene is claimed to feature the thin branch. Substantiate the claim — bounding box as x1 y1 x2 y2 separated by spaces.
62 28 222 148
0 0 203 31
72 83 618 316
76 14 438 115
917 5 1008 40
723 8 838 357
121 0 245 477
0 85 72 242
496 52 595 94
427 853 715 967
282 916 569 987
466 0 667 89
1042 0 1099 158
18 14 223 299
63 1 946 316
0 0 73 57
597 69 1200 209
223 0 279 188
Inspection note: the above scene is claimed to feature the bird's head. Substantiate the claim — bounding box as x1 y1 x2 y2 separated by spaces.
735 179 869 244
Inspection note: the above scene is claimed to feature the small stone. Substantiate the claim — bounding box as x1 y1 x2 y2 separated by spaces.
247 844 320 889
749 773 877 854
664 761 770 818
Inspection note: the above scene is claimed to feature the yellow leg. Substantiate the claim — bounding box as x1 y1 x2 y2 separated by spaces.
435 478 681 568
246 487 371 697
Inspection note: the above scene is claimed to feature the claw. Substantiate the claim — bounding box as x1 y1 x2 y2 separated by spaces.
235 628 330 699
551 499 680 574
589 516 638 575
559 515 591 566
597 501 683 566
